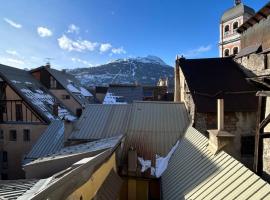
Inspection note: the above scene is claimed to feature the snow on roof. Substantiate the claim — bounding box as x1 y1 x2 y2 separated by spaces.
103 93 127 104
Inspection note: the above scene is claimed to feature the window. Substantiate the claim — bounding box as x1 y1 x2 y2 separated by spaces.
233 47 239 55
224 25 230 34
241 136 255 156
2 151 7 162
62 95 70 100
0 130 3 140
9 130 17 141
50 76 57 89
23 129 30 141
15 104 23 121
76 108 82 117
264 54 269 69
224 49 230 57
233 22 238 30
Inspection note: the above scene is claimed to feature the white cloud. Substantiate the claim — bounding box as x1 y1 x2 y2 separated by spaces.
4 18 22 28
7 58 24 65
111 47 126 54
71 57 93 67
67 24 80 34
37 27 53 37
182 45 212 58
6 50 19 56
100 43 112 53
58 35 98 52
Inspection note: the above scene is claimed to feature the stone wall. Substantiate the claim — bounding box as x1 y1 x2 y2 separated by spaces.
194 111 257 169
235 53 270 76
263 97 270 181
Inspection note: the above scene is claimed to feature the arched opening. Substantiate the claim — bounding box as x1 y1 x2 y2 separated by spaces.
224 25 230 34
233 47 239 55
233 22 238 30
224 49 230 57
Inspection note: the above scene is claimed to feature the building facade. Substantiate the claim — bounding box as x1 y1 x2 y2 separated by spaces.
219 0 255 57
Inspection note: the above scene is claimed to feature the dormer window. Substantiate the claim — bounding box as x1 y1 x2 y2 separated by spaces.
50 76 57 89
224 25 230 35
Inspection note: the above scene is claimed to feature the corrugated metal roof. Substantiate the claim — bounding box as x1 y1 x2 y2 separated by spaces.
69 104 131 140
161 126 270 200
23 120 64 164
95 169 123 200
0 179 39 200
123 101 190 164
0 64 76 123
26 136 122 165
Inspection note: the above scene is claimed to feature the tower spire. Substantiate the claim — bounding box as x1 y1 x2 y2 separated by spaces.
235 0 241 6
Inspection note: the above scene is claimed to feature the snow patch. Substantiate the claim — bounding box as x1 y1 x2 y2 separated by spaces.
67 83 81 93
103 93 127 104
80 87 92 97
138 157 151 172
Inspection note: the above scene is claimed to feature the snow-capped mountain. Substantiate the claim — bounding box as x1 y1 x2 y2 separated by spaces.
68 56 174 87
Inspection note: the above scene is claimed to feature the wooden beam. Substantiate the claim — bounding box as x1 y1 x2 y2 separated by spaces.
257 91 270 97
260 113 270 130
254 96 266 175
261 133 270 138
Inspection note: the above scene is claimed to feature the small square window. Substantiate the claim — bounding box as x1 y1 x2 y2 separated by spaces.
9 130 17 141
23 129 30 142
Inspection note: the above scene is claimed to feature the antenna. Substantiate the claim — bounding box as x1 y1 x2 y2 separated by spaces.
44 58 54 66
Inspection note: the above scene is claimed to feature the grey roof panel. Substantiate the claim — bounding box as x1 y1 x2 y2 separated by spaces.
69 104 131 140
161 126 270 200
23 120 64 164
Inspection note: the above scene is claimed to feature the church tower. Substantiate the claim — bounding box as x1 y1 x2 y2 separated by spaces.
219 0 255 57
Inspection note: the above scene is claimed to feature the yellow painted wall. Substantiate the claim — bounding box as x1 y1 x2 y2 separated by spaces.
66 153 117 200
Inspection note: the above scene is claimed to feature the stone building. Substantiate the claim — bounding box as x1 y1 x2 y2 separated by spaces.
219 0 255 57
234 1 270 180
174 56 258 168
0 64 76 179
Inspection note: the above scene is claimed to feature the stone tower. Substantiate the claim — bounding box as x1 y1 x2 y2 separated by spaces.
219 0 255 57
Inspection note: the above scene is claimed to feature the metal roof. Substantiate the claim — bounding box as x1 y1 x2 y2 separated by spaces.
0 179 41 200
25 136 122 165
161 126 270 200
95 169 123 200
103 84 143 104
179 57 258 112
238 2 270 33
23 120 65 165
0 64 76 123
122 101 190 164
69 102 190 164
221 3 255 22
69 104 131 140
235 44 262 58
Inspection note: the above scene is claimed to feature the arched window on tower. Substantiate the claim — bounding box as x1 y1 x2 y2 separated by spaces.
224 25 230 35
233 22 239 32
224 49 230 57
233 47 239 55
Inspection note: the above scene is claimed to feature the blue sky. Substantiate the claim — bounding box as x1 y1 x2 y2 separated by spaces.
0 0 265 69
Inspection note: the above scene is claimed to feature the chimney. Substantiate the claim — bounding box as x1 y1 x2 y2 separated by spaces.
174 55 181 102
208 99 234 154
235 0 241 6
45 62 51 68
52 102 59 117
